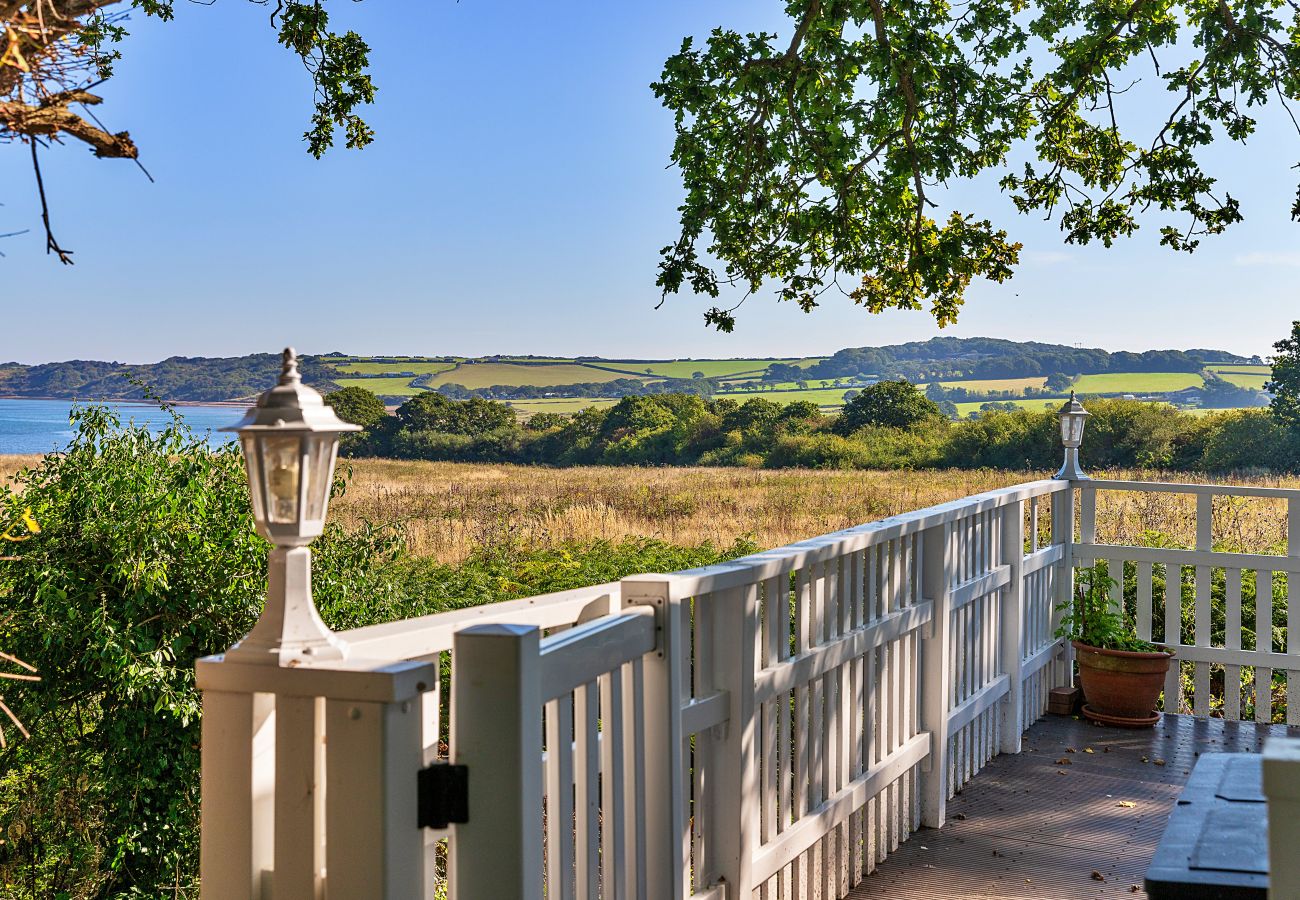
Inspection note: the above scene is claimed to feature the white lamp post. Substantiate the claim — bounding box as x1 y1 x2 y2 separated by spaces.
221 348 360 665
1055 391 1090 481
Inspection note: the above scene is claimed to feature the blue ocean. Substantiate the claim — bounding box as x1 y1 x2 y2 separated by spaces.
0 398 243 454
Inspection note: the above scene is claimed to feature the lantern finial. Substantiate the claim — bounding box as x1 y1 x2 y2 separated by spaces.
279 347 302 386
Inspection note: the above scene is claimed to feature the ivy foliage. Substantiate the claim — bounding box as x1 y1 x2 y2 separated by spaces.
654 0 1300 330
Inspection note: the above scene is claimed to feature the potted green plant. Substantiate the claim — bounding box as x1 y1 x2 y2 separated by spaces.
1056 564 1175 727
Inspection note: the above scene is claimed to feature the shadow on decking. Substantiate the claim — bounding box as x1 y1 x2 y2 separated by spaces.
850 713 1299 900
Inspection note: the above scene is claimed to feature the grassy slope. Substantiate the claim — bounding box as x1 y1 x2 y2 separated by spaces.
427 363 648 388
937 376 1048 393
1218 374 1271 390
335 361 459 375
333 376 425 396
1208 365 1271 375
1073 372 1204 393
954 398 1060 416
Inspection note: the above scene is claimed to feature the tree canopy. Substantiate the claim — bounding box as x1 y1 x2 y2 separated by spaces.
5 0 1300 327
836 379 943 432
656 0 1300 329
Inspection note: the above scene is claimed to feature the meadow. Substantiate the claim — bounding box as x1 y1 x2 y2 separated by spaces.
425 362 640 388
953 397 1059 416
937 376 1048 392
1071 371 1205 393
334 361 459 375
332 376 429 395
601 359 814 379
320 459 1299 563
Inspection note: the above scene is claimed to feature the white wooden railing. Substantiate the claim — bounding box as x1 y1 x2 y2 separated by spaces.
199 475 1300 899
1075 479 1300 724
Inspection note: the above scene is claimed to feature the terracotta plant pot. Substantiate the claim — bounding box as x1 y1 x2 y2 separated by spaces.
1072 640 1174 727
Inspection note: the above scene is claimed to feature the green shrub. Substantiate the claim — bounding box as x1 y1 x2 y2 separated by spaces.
0 405 402 898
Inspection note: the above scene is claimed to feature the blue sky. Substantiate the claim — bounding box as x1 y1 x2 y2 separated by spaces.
1 0 1298 364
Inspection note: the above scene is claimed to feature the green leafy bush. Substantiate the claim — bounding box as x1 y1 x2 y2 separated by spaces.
0 405 402 898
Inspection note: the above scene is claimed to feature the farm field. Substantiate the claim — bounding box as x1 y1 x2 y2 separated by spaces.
1208 364 1270 375
425 362 645 388
1219 373 1271 390
324 353 1271 418
335 361 458 376
937 376 1048 393
333 376 425 395
600 359 815 379
954 398 1059 416
1072 372 1204 393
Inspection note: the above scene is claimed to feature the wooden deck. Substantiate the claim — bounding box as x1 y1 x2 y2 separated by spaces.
850 713 1299 900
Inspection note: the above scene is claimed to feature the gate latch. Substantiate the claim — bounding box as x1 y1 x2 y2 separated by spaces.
417 763 469 829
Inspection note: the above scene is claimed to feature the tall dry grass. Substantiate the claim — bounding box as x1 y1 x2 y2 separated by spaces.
4 453 1298 562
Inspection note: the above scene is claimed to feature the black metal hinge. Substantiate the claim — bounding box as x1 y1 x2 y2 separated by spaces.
417 763 469 830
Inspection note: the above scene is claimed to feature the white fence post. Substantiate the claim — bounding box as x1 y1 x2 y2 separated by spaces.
200 690 265 900
1053 485 1077 688
1000 504 1025 753
622 574 689 900
323 693 424 899
450 623 543 899
712 584 758 898
919 522 952 828
1264 737 1300 898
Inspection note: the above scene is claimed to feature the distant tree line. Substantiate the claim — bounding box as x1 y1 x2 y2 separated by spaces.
803 337 1253 382
420 376 720 400
0 354 343 402
325 379 1300 475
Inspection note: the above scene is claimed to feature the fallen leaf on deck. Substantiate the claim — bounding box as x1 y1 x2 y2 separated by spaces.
1092 871 1106 882
1118 800 1137 808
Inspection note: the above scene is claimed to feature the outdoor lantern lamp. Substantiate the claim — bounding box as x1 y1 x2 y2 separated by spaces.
221 348 360 665
1055 391 1091 481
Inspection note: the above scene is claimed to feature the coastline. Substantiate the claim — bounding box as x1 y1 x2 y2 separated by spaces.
0 396 251 408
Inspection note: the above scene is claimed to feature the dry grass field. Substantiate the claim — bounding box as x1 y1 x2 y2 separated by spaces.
3 454 1296 563
330 461 1300 562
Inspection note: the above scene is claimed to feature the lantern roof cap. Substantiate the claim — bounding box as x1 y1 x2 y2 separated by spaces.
1058 390 1090 418
221 348 361 433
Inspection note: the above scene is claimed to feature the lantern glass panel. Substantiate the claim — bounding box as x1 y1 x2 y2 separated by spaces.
261 434 302 524
1063 413 1086 446
304 434 337 522
240 436 266 522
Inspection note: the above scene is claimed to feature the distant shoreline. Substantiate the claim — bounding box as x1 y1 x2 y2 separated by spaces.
0 396 250 408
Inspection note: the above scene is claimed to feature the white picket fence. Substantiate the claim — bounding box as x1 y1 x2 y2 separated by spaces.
196 476 1300 899
1075 479 1300 724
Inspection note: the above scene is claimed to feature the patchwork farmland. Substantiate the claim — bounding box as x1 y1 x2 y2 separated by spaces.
320 346 1272 419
